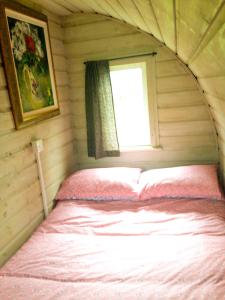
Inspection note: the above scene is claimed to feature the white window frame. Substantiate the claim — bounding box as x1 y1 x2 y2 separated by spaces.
109 55 159 150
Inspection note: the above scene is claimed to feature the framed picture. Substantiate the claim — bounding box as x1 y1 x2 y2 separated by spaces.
0 1 60 129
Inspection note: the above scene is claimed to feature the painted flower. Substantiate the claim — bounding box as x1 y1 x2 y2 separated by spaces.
10 20 44 63
25 34 35 53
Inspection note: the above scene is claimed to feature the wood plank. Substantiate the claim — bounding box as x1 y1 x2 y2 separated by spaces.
211 109 225 132
46 173 70 202
67 59 84 73
14 0 42 14
0 146 35 180
134 0 162 41
55 71 69 86
0 115 72 158
50 38 65 56
43 8 64 24
43 128 74 153
206 93 225 115
42 142 74 171
79 160 217 173
64 19 137 43
176 0 223 62
159 120 215 137
79 0 109 15
30 0 72 16
63 13 105 27
44 157 74 187
151 0 175 51
52 55 67 72
0 182 41 227
157 74 198 93
77 146 218 166
0 212 43 267
216 126 225 145
199 77 225 100
72 114 86 129
218 137 225 156
161 135 216 150
69 72 84 88
0 67 6 88
62 1 94 13
156 59 187 77
0 164 38 201
52 0 80 13
65 32 160 59
116 0 150 32
157 90 204 108
156 47 176 62
104 0 135 25
48 20 63 39
95 0 132 23
158 105 210 122
0 195 43 250
69 87 84 102
70 100 85 117
188 1 225 65
74 128 87 141
57 86 69 102
0 89 11 112
0 112 14 135
190 18 225 77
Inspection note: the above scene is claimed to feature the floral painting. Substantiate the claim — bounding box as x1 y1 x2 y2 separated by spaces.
8 17 55 113
0 3 59 129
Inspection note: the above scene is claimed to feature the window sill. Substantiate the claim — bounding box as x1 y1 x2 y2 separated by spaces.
120 145 162 152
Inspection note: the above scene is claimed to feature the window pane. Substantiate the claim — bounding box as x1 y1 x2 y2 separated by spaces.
110 66 150 147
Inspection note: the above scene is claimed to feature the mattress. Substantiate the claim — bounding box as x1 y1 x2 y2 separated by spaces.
1 198 225 300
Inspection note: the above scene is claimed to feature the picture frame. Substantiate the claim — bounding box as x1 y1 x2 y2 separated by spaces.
0 0 60 129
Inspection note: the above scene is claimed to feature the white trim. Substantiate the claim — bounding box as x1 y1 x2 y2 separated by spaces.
146 55 160 147
32 139 49 218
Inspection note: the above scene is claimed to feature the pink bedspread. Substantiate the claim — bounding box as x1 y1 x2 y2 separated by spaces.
1 198 225 300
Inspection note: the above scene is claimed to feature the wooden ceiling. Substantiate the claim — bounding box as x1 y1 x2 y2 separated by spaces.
28 0 225 76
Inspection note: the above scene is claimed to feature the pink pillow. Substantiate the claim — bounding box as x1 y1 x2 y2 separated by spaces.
139 165 222 201
56 167 141 201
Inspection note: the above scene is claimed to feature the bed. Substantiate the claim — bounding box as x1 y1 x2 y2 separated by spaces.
1 165 225 300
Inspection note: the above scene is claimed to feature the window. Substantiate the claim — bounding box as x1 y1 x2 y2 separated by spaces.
110 56 159 149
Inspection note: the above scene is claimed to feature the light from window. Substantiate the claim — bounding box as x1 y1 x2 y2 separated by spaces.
110 62 151 147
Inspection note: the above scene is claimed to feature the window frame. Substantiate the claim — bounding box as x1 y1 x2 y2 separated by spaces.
109 55 159 150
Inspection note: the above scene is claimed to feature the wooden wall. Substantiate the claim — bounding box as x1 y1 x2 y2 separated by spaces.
0 3 76 266
64 13 218 170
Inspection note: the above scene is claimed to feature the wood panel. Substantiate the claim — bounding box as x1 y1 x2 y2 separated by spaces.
198 77 225 100
0 90 11 112
159 120 214 137
65 32 161 59
156 60 187 78
158 105 209 122
151 0 175 51
0 2 76 267
134 0 162 40
176 0 223 63
76 146 218 169
64 13 217 172
64 19 137 42
157 75 198 93
157 90 204 108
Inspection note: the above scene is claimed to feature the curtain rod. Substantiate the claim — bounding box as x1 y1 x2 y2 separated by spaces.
84 51 157 64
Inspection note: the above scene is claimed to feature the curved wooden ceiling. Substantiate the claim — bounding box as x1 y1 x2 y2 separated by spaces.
30 0 225 84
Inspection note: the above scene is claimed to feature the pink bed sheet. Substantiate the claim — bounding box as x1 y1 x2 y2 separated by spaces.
1 198 225 300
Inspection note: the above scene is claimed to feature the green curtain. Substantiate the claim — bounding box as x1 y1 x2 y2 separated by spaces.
85 60 120 159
